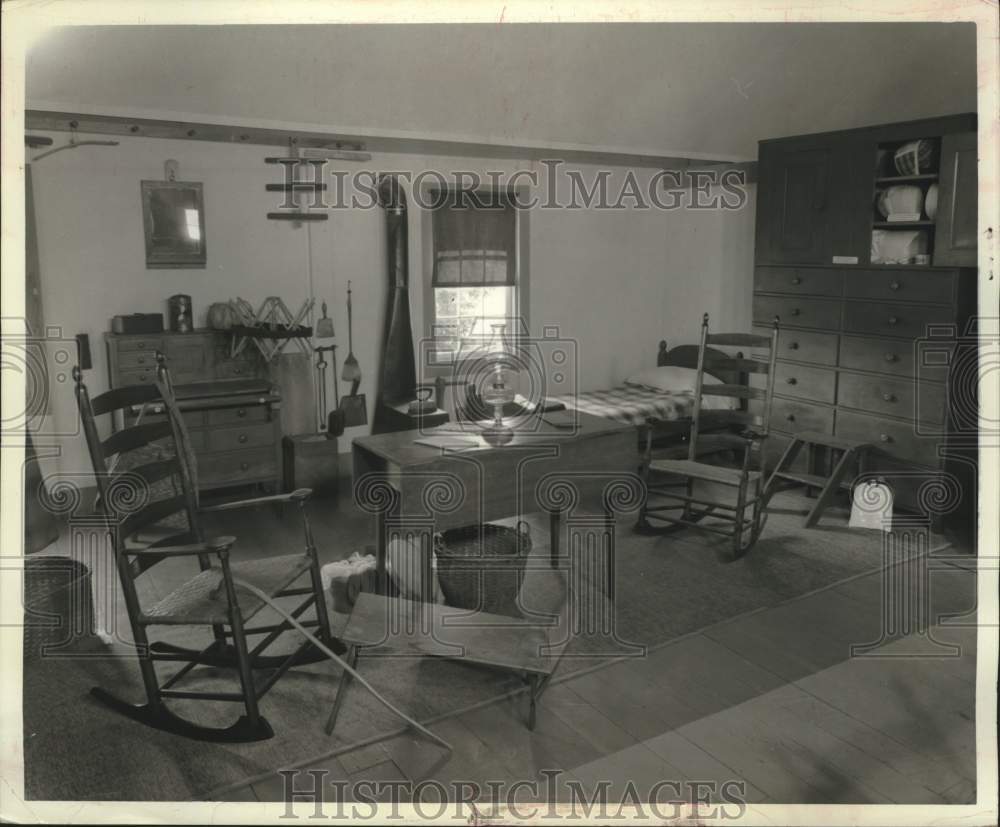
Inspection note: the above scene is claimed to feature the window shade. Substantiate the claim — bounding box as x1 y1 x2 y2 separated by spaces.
432 192 516 286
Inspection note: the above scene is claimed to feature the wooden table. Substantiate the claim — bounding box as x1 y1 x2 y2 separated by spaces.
351 410 639 602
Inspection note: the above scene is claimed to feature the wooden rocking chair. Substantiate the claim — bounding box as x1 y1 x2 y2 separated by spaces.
636 314 780 558
75 354 339 742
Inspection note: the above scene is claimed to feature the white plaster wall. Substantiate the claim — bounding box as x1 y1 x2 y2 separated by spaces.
28 132 756 472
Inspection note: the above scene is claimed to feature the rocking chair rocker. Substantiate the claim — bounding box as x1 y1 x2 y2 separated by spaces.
75 354 340 742
636 314 780 559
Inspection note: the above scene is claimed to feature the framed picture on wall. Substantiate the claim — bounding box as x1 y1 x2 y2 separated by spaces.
140 180 207 268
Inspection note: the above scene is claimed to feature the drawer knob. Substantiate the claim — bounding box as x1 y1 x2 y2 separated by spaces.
138 343 146 349
137 356 145 364
884 352 898 363
237 408 246 418
238 434 249 444
786 377 798 385
882 393 896 403
240 462 249 471
786 414 796 422
889 280 901 291
788 341 799 350
880 433 892 443
791 276 801 285
790 308 801 316
887 316 898 326
234 367 243 375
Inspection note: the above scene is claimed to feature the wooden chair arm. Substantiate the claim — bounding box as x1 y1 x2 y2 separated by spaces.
199 488 312 513
127 535 236 557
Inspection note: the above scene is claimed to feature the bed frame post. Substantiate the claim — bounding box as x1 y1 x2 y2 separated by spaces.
656 340 668 366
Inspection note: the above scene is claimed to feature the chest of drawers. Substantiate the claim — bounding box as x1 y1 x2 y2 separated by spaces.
106 330 283 493
752 264 976 522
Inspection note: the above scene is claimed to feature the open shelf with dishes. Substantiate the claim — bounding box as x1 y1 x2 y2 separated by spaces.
870 138 941 266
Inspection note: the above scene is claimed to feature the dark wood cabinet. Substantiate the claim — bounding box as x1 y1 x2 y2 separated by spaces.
935 131 978 267
755 115 977 268
756 143 833 264
753 115 978 540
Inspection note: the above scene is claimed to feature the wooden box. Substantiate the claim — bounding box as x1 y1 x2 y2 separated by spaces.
282 434 340 500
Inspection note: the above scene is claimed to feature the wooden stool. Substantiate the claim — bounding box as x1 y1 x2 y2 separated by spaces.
762 431 872 528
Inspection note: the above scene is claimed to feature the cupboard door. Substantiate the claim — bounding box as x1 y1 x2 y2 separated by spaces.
934 131 977 267
758 145 832 264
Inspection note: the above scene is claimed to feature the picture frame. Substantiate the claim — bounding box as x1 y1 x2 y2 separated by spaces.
140 180 207 268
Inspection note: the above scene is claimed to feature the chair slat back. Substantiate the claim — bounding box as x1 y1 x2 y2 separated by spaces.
704 332 774 348
700 384 768 401
74 355 204 578
90 384 160 417
101 420 175 457
702 355 770 375
688 314 780 460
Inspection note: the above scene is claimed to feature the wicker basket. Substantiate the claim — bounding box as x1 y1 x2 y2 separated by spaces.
434 522 531 617
23 557 95 659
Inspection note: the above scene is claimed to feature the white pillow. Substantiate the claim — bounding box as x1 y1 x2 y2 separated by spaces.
624 365 720 393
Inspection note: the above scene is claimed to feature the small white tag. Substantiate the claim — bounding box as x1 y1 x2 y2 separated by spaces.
832 255 859 264
849 480 894 532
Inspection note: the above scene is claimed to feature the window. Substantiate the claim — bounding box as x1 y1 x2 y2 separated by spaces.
428 190 519 365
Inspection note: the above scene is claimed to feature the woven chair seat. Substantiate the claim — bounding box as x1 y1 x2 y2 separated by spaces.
142 553 313 626
648 458 762 487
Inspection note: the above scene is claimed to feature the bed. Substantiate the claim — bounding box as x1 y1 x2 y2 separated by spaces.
546 339 748 457
548 340 744 423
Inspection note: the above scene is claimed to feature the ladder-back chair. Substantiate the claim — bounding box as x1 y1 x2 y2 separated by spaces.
636 314 780 558
75 354 337 741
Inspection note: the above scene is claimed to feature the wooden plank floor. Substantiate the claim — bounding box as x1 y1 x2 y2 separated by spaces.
249 555 978 805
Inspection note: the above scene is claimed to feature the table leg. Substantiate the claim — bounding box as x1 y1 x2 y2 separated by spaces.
549 510 561 569
604 506 616 603
375 508 388 595
422 525 436 604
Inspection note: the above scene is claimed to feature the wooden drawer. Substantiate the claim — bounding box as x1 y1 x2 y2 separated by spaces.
843 301 952 340
206 405 269 426
840 335 913 378
843 269 957 304
756 325 838 365
196 448 276 486
838 334 954 382
117 350 160 370
116 336 164 353
773 362 837 404
755 267 843 297
838 372 946 425
835 410 939 467
117 367 156 386
753 294 841 330
769 397 835 433
205 423 275 452
215 360 257 380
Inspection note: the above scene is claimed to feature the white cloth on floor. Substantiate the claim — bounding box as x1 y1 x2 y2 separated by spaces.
321 551 377 613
